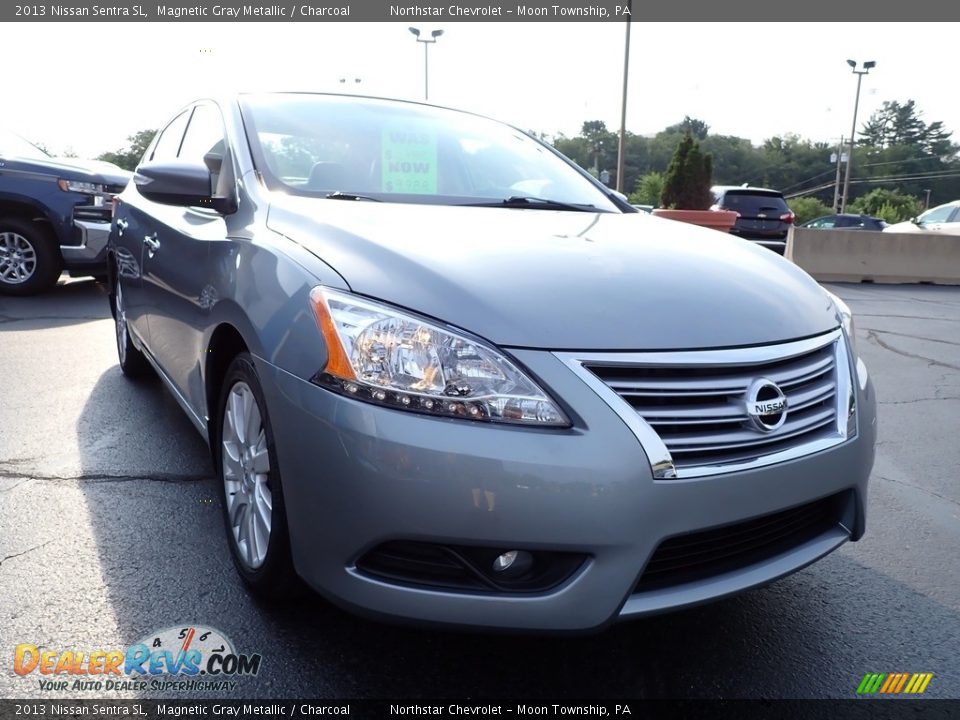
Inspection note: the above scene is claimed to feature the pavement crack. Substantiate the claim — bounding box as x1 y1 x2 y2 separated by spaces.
855 313 960 323
0 478 33 493
877 474 960 509
864 328 960 348
865 330 960 371
0 541 53 568
0 470 210 484
879 397 956 405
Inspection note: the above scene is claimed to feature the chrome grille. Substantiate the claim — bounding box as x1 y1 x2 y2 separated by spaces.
558 330 854 478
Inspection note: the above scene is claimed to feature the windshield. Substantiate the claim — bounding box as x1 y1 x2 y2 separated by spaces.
717 191 789 217
239 94 619 212
0 129 50 160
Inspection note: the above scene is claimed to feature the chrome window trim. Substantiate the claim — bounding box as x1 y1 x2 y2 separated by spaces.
556 329 854 480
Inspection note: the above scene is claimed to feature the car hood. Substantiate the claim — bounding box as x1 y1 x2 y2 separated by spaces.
884 221 923 233
3 156 131 187
267 197 838 350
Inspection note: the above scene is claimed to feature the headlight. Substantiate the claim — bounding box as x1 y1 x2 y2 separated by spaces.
309 287 570 427
58 179 106 194
825 290 856 355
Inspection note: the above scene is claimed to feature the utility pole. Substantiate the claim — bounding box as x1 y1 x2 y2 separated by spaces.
832 137 844 213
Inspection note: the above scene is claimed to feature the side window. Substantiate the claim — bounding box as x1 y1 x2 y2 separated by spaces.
178 104 225 168
151 111 191 162
178 104 227 193
919 205 954 224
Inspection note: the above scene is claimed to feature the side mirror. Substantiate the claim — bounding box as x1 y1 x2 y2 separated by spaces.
134 161 234 214
910 216 920 225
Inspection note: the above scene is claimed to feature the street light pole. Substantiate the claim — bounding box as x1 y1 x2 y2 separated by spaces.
408 27 443 101
840 59 875 214
615 11 632 193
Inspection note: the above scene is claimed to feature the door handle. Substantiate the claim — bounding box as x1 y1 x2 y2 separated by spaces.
116 218 128 236
143 232 160 257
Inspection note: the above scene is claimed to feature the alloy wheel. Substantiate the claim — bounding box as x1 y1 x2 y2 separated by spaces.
0 232 37 284
115 281 129 366
222 381 273 569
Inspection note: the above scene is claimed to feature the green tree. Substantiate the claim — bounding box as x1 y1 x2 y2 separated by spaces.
860 100 953 155
97 129 157 171
630 171 664 206
788 196 832 225
660 134 714 210
666 116 710 140
848 188 922 222
546 99 959 209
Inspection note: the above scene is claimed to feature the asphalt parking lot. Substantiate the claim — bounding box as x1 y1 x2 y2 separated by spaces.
1 279 958 700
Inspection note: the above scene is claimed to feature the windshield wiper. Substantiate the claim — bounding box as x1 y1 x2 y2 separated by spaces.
324 191 382 202
464 196 599 212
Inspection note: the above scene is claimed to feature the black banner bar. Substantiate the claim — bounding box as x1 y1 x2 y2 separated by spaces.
2 0 956 22
0 699 957 720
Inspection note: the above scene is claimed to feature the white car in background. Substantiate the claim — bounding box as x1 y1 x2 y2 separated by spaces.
885 200 960 235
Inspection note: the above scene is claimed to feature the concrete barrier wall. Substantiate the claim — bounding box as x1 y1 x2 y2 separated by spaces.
786 227 960 285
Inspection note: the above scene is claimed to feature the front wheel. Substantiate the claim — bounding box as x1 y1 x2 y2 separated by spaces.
0 218 62 296
218 353 296 598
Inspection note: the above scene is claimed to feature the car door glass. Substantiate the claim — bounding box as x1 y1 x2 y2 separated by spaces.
918 205 953 224
151 111 191 162
178 104 227 193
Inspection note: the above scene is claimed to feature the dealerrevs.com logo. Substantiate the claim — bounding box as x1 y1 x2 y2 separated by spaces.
14 625 262 692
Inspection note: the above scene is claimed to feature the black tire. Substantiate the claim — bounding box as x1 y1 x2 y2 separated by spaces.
113 277 152 378
0 217 62 296
216 352 297 599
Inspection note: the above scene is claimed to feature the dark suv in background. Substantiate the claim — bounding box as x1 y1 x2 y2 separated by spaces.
712 185 795 254
0 129 130 295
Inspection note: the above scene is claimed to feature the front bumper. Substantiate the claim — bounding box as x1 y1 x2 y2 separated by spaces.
60 218 110 271
256 348 876 632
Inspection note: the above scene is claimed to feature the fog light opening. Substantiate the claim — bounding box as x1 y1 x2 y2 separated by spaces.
492 550 533 576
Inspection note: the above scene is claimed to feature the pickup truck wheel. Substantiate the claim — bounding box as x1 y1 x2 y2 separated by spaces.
114 279 151 378
218 353 297 599
0 218 62 296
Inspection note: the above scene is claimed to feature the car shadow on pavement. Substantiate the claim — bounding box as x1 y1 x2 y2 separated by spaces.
0 278 111 331
73 366 960 700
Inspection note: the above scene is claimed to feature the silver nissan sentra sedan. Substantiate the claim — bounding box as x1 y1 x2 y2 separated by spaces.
108 93 877 631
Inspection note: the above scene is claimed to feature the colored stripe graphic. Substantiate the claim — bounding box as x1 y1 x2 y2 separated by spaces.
857 673 886 694
894 673 910 693
858 672 933 695
904 673 934 694
880 674 897 693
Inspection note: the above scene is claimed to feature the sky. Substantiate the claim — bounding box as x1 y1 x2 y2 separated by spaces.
7 22 957 159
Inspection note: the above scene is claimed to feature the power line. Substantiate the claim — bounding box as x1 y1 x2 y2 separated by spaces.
785 171 960 199
780 154 952 194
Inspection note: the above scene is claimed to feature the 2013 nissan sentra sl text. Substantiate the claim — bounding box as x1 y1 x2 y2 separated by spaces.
108 93 876 631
